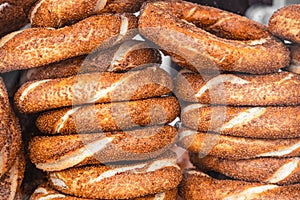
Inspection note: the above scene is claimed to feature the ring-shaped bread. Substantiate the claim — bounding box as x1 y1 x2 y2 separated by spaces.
35 96 180 135
29 125 177 172
48 152 181 199
178 128 300 159
30 0 146 28
179 169 300 200
139 1 290 74
191 155 300 185
30 183 178 200
20 40 162 82
181 103 300 139
15 66 173 113
0 13 137 73
175 71 300 106
269 4 300 44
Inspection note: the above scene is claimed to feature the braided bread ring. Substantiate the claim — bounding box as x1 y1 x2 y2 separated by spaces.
179 169 300 200
36 96 179 134
0 13 137 73
191 155 300 185
269 4 300 44
175 71 300 106
178 128 300 160
21 40 162 82
15 66 172 113
29 125 177 171
30 0 145 28
181 104 300 139
48 152 181 199
138 1 290 74
31 184 178 200
288 44 300 74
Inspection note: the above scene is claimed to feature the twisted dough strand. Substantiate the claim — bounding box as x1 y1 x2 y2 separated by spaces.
175 71 300 106
29 125 177 171
178 128 300 159
179 170 300 200
15 66 172 113
181 104 300 139
0 13 138 73
36 96 180 134
30 0 145 28
48 152 181 199
30 183 178 200
20 40 162 82
191 155 300 185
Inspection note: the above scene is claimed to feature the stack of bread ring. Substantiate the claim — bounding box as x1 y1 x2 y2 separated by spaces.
0 0 185 199
2 0 300 199
139 1 300 199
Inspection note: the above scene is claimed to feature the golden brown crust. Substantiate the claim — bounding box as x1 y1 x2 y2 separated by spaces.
36 96 180 134
191 155 300 185
0 78 22 178
0 2 27 38
178 128 300 160
29 125 178 171
175 71 300 106
14 0 38 14
21 40 162 82
98 0 146 14
181 104 300 139
0 79 11 151
0 13 138 73
31 183 178 200
269 4 300 44
20 56 86 83
5 114 22 175
139 1 290 74
0 152 25 200
0 133 15 178
48 152 181 199
179 169 300 200
15 66 173 113
30 0 145 28
0 0 37 38
288 44 300 74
